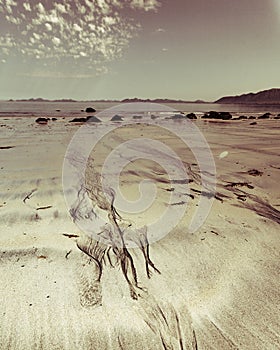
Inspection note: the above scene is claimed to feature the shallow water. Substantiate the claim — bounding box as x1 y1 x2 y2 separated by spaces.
0 101 279 118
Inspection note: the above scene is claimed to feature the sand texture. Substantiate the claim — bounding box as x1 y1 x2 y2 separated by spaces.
0 116 279 349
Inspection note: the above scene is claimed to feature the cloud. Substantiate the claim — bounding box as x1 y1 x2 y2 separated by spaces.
37 2 45 14
0 0 161 73
73 23 82 32
130 0 161 12
54 3 67 14
52 37 61 46
44 23 52 31
23 2 31 11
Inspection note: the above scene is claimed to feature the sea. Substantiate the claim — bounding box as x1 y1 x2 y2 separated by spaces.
0 101 279 118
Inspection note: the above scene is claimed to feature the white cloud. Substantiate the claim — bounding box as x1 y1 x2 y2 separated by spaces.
130 0 161 12
37 3 45 14
88 23 96 31
73 23 82 32
45 23 52 31
84 0 96 12
54 3 67 14
33 33 41 40
6 0 17 6
23 2 31 11
52 37 61 46
5 14 21 25
104 16 116 25
0 0 161 70
78 5 87 15
96 0 110 14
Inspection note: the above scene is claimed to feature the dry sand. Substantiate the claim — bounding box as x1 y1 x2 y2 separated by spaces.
0 115 279 349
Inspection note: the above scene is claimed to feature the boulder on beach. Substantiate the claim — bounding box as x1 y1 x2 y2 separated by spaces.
111 115 123 121
248 169 263 176
69 116 101 123
202 111 232 120
219 111 232 120
258 113 270 119
85 107 96 113
248 116 256 119
35 117 49 124
87 116 101 123
250 121 257 125
69 117 88 123
52 117 57 121
133 115 143 119
186 113 197 119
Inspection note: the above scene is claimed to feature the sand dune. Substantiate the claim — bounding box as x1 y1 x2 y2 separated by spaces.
0 115 279 349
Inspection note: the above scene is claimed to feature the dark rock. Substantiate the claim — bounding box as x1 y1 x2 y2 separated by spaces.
69 116 101 123
202 111 232 120
248 169 263 176
85 107 96 113
133 115 143 119
250 122 257 125
69 117 87 123
186 113 197 119
258 113 270 119
202 111 219 119
56 109 60 112
248 116 256 119
86 116 101 123
52 117 57 121
35 117 48 124
111 115 123 121
0 146 14 149
274 116 280 119
219 112 232 120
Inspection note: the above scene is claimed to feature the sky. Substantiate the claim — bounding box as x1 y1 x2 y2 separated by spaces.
0 0 279 101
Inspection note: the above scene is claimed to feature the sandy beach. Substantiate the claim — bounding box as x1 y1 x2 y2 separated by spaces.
0 112 279 349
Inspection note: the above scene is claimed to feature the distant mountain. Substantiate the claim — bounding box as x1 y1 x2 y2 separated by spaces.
7 97 208 103
215 88 280 104
120 98 207 103
12 98 78 102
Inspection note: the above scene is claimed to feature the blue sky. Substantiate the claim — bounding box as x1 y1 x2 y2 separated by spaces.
0 0 279 100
